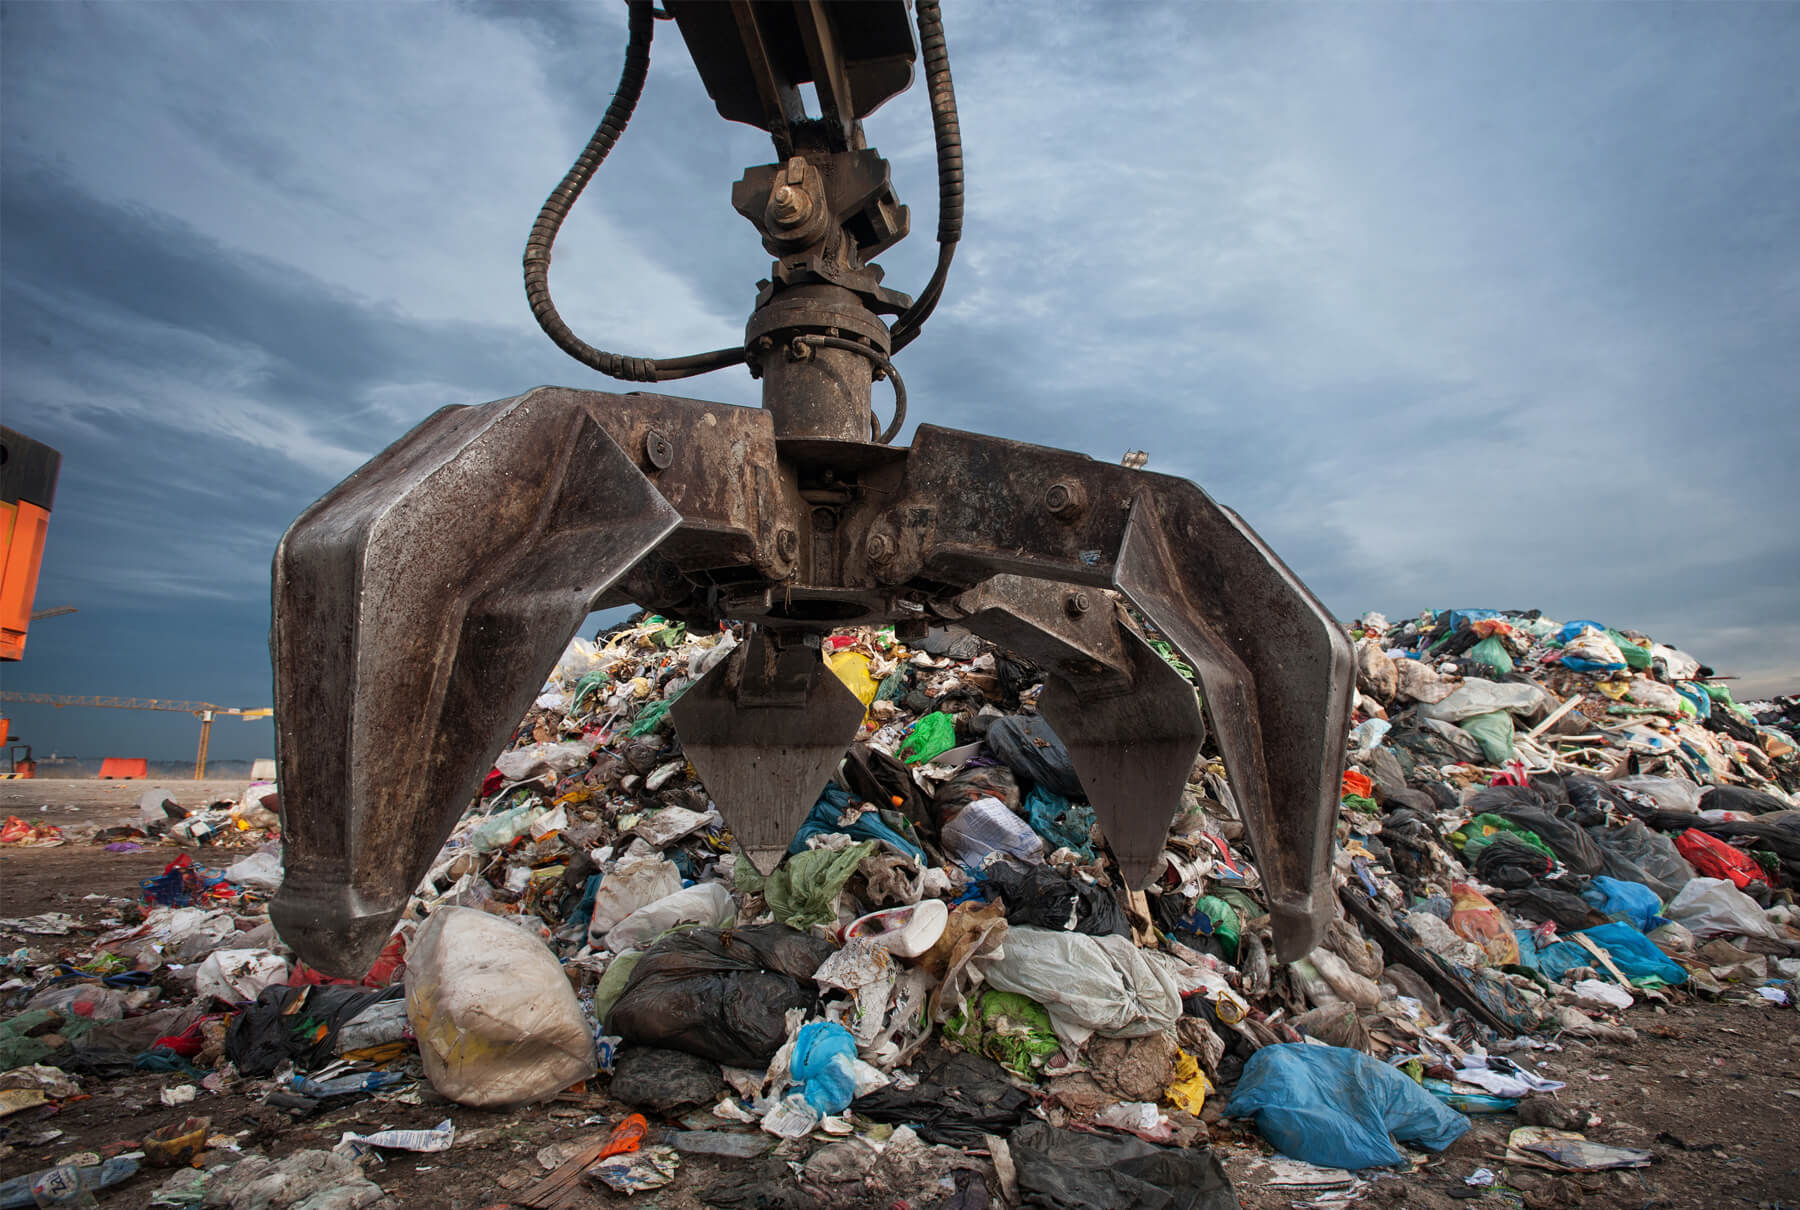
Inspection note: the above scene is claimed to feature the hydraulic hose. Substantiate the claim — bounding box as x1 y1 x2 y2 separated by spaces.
888 0 963 354
523 0 746 382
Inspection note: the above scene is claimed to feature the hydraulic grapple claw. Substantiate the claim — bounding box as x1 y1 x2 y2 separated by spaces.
270 1 1353 973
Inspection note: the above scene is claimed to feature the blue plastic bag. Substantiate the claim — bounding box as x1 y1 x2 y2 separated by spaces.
1226 1044 1469 1170
1514 921 1686 987
1581 876 1667 933
790 1021 858 1114
1556 619 1609 644
1021 786 1098 859
789 786 926 862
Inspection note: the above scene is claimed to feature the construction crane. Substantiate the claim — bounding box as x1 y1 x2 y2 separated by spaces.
0 692 272 779
268 0 1353 978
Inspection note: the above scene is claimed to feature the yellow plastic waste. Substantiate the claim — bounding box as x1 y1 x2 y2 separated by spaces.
826 649 880 717
1165 1048 1213 1115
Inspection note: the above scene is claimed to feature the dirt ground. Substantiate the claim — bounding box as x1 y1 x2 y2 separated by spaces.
3 782 1797 1209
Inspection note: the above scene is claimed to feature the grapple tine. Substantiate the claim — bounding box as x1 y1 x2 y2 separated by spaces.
671 627 865 873
1037 629 1206 890
1114 489 1354 961
270 390 680 977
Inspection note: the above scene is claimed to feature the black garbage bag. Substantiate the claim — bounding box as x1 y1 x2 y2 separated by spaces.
1473 832 1555 889
933 762 1021 819
983 715 1084 799
851 1052 1033 1146
844 742 942 843
1585 819 1697 902
701 1160 825 1210
606 924 834 1067
982 860 1129 938
1497 883 1594 931
1482 803 1605 875
1008 1121 1240 1210
1700 785 1790 816
225 984 400 1076
609 1045 726 1114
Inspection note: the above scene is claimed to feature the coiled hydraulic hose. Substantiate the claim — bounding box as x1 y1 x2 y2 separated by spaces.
522 1 746 383
888 0 963 354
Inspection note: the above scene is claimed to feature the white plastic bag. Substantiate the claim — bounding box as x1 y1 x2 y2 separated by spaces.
1611 775 1704 814
605 881 736 953
223 849 284 892
587 852 685 946
1665 877 1781 940
194 948 290 1004
976 926 1182 1046
1417 678 1548 723
493 740 592 782
406 907 596 1107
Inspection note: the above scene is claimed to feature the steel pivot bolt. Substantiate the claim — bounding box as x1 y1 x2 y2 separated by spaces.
1045 480 1088 522
867 533 895 563
644 430 674 470
776 528 800 562
1065 591 1091 617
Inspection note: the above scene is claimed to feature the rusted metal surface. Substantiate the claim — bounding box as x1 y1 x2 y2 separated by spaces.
269 391 680 974
671 628 865 874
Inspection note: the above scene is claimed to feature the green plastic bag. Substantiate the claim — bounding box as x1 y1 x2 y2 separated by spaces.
737 841 878 930
1467 635 1514 676
1451 813 1554 863
943 988 1060 1077
1606 630 1653 671
898 712 957 765
1458 711 1515 763
1188 894 1242 960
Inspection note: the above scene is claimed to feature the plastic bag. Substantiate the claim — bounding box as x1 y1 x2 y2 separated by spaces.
1673 828 1766 888
1665 877 1781 940
222 849 284 892
1517 921 1687 986
24 983 130 1021
226 984 397 1075
789 786 926 861
983 714 1085 798
605 881 735 953
976 926 1182 1046
588 852 685 947
493 740 591 782
940 796 1046 869
983 860 1129 937
851 1051 1033 1146
1450 884 1520 966
1586 820 1697 903
1467 635 1514 676
606 924 835 1067
826 650 879 714
1417 678 1548 723
1611 775 1705 814
193 948 290 1005
942 987 1060 1077
405 908 595 1107
1020 785 1097 859
740 840 878 931
897 712 957 765
790 1021 858 1113
1579 877 1665 933
1459 711 1515 763
1226 1043 1469 1170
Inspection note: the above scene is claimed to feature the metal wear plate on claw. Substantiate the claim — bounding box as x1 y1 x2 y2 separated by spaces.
670 634 866 873
1038 630 1207 892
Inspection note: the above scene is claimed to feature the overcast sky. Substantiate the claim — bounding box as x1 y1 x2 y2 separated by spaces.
3 0 1796 762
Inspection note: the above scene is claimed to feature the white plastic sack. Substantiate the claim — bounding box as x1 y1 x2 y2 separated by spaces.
939 796 1045 868
194 948 289 1004
1650 645 1701 681
1417 678 1548 723
1665 877 1781 940
336 998 411 1053
587 852 685 946
605 881 736 953
406 907 595 1107
223 849 284 892
1610 776 1705 814
1625 678 1684 715
494 740 592 782
976 926 1182 1047
1563 628 1626 669
1393 659 1457 705
231 784 280 829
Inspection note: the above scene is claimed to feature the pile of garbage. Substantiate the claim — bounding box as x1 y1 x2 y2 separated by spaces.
2 606 1796 1207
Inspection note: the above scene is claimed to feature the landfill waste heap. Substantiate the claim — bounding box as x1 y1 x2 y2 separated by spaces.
1 604 1796 1208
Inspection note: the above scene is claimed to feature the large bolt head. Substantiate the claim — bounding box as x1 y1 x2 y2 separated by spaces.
1045 479 1088 521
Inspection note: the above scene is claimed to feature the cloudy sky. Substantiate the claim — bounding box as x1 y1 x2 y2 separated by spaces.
3 0 1796 762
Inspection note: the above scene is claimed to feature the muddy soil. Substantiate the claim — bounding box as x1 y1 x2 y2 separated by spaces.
3 783 1796 1209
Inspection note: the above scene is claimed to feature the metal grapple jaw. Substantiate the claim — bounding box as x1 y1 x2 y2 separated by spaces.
269 387 1353 977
